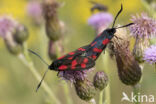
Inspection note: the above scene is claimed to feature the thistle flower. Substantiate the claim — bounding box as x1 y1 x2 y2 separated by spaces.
109 28 142 85
26 1 43 25
0 16 17 38
88 12 113 33
42 0 62 41
48 40 57 60
129 13 156 39
93 71 108 91
74 79 96 101
58 70 88 83
143 45 156 64
129 13 156 63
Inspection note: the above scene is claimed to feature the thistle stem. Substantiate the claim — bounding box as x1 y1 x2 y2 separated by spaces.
99 90 104 104
63 83 73 104
133 84 141 104
18 43 61 104
102 52 111 104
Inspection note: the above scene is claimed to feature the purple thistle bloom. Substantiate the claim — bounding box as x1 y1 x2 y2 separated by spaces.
144 45 156 64
0 16 17 38
129 13 156 39
26 1 43 24
58 68 94 83
88 12 113 32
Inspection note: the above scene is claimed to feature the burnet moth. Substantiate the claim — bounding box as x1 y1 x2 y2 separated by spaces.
29 4 134 92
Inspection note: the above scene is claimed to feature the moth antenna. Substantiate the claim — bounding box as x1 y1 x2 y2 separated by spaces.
36 69 49 92
28 49 49 66
112 4 123 28
115 23 134 29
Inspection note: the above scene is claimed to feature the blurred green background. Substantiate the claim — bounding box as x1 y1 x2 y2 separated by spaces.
0 0 156 104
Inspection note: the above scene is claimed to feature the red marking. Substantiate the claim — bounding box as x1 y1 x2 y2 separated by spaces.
69 52 75 55
83 58 88 63
68 56 73 60
91 55 97 60
71 60 77 67
81 63 86 68
91 42 97 46
58 65 67 70
58 55 65 60
93 48 102 53
71 66 76 70
102 39 110 45
78 48 86 51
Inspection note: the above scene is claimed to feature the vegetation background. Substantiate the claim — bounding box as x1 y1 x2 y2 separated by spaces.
0 0 155 104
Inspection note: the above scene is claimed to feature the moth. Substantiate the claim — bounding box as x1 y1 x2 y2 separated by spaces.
29 4 134 91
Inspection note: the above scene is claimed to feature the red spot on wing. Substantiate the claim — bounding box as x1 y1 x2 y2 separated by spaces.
71 66 76 70
78 48 86 51
83 58 88 63
91 42 97 46
68 56 73 60
81 63 86 68
93 48 102 53
71 60 77 67
58 65 67 70
69 52 75 55
91 55 97 60
102 39 110 45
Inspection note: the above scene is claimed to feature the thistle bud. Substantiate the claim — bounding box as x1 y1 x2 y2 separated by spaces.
43 0 62 41
93 71 108 91
74 79 96 101
109 28 142 85
48 40 57 60
5 33 22 55
14 24 29 44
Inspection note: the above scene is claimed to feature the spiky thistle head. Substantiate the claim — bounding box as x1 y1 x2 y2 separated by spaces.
129 13 156 63
93 71 108 91
58 69 93 83
129 13 156 39
74 79 96 101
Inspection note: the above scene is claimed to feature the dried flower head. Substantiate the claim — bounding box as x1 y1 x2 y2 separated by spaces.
129 13 156 39
26 1 43 24
88 12 113 33
109 28 142 85
74 79 96 101
143 45 156 64
42 0 62 41
93 71 108 90
0 16 17 38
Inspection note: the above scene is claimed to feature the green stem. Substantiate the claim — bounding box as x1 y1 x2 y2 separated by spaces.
63 83 73 104
102 52 111 104
18 43 61 104
99 90 104 104
133 84 141 104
